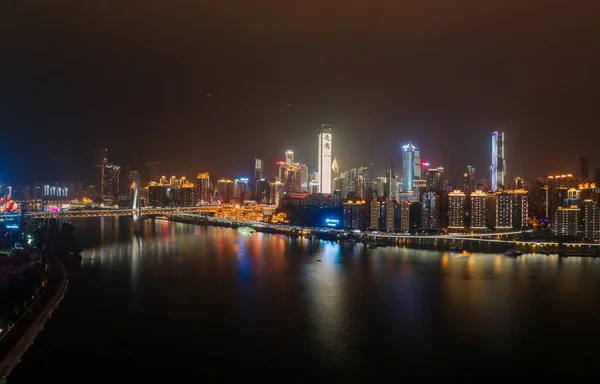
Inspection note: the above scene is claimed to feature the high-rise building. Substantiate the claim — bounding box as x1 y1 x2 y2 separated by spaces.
495 191 512 228
196 173 210 203
342 200 367 230
95 147 108 199
103 164 120 202
318 124 332 194
216 179 235 203
402 142 418 192
421 192 440 230
285 150 294 166
298 163 309 192
576 157 589 181
553 206 580 237
180 182 196 207
425 167 444 192
470 190 488 229
414 148 422 181
148 182 168 207
583 200 600 241
491 131 506 191
509 190 529 229
234 178 249 198
448 190 466 229
331 158 340 181
385 160 397 200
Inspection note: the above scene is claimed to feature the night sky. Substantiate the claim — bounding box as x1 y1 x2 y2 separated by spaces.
2 1 599 185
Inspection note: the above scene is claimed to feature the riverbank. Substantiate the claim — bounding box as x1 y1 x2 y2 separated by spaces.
165 215 600 256
0 253 68 382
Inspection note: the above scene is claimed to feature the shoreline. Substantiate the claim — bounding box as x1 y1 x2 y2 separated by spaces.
164 215 600 257
0 253 69 382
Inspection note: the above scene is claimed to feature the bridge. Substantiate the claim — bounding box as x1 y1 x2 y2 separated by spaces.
22 206 221 219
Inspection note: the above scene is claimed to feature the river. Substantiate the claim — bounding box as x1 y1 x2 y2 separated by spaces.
8 217 600 381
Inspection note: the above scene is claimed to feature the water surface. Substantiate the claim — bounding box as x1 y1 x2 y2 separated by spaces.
10 217 600 381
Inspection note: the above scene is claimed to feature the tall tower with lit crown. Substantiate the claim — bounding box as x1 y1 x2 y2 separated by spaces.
491 131 506 191
318 124 332 194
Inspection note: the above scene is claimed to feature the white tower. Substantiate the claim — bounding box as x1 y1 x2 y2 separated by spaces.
318 124 332 194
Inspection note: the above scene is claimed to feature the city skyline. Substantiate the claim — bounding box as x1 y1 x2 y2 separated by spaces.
2 1 600 184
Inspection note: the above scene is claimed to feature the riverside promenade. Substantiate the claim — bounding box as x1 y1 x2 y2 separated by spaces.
0 257 69 383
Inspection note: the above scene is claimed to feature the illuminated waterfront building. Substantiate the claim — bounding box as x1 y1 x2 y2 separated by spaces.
196 172 210 203
402 142 418 192
342 200 367 230
421 192 440 230
470 190 487 229
103 164 120 202
509 190 529 229
448 190 466 229
216 179 235 203
553 206 580 236
583 199 600 241
180 182 196 207
318 124 332 194
148 182 168 207
491 131 506 191
495 191 512 229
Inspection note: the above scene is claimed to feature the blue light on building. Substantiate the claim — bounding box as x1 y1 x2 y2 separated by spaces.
325 218 340 227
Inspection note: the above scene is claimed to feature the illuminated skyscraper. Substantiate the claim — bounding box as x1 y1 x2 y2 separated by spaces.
196 172 210 203
318 124 332 194
414 148 421 180
491 131 505 191
402 142 418 192
285 150 294 166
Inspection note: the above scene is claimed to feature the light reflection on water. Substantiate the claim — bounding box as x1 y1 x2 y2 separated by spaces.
11 217 600 381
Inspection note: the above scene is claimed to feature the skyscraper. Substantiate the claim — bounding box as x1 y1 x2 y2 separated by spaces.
414 148 421 181
402 142 417 192
285 150 294 166
491 131 506 191
448 190 466 229
196 172 210 203
318 124 332 194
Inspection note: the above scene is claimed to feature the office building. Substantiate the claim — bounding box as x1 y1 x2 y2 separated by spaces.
234 178 249 198
448 190 466 229
491 131 506 190
402 142 418 192
253 158 264 198
285 150 294 166
318 124 332 194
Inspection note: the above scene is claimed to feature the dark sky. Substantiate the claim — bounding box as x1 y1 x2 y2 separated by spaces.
2 0 599 185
